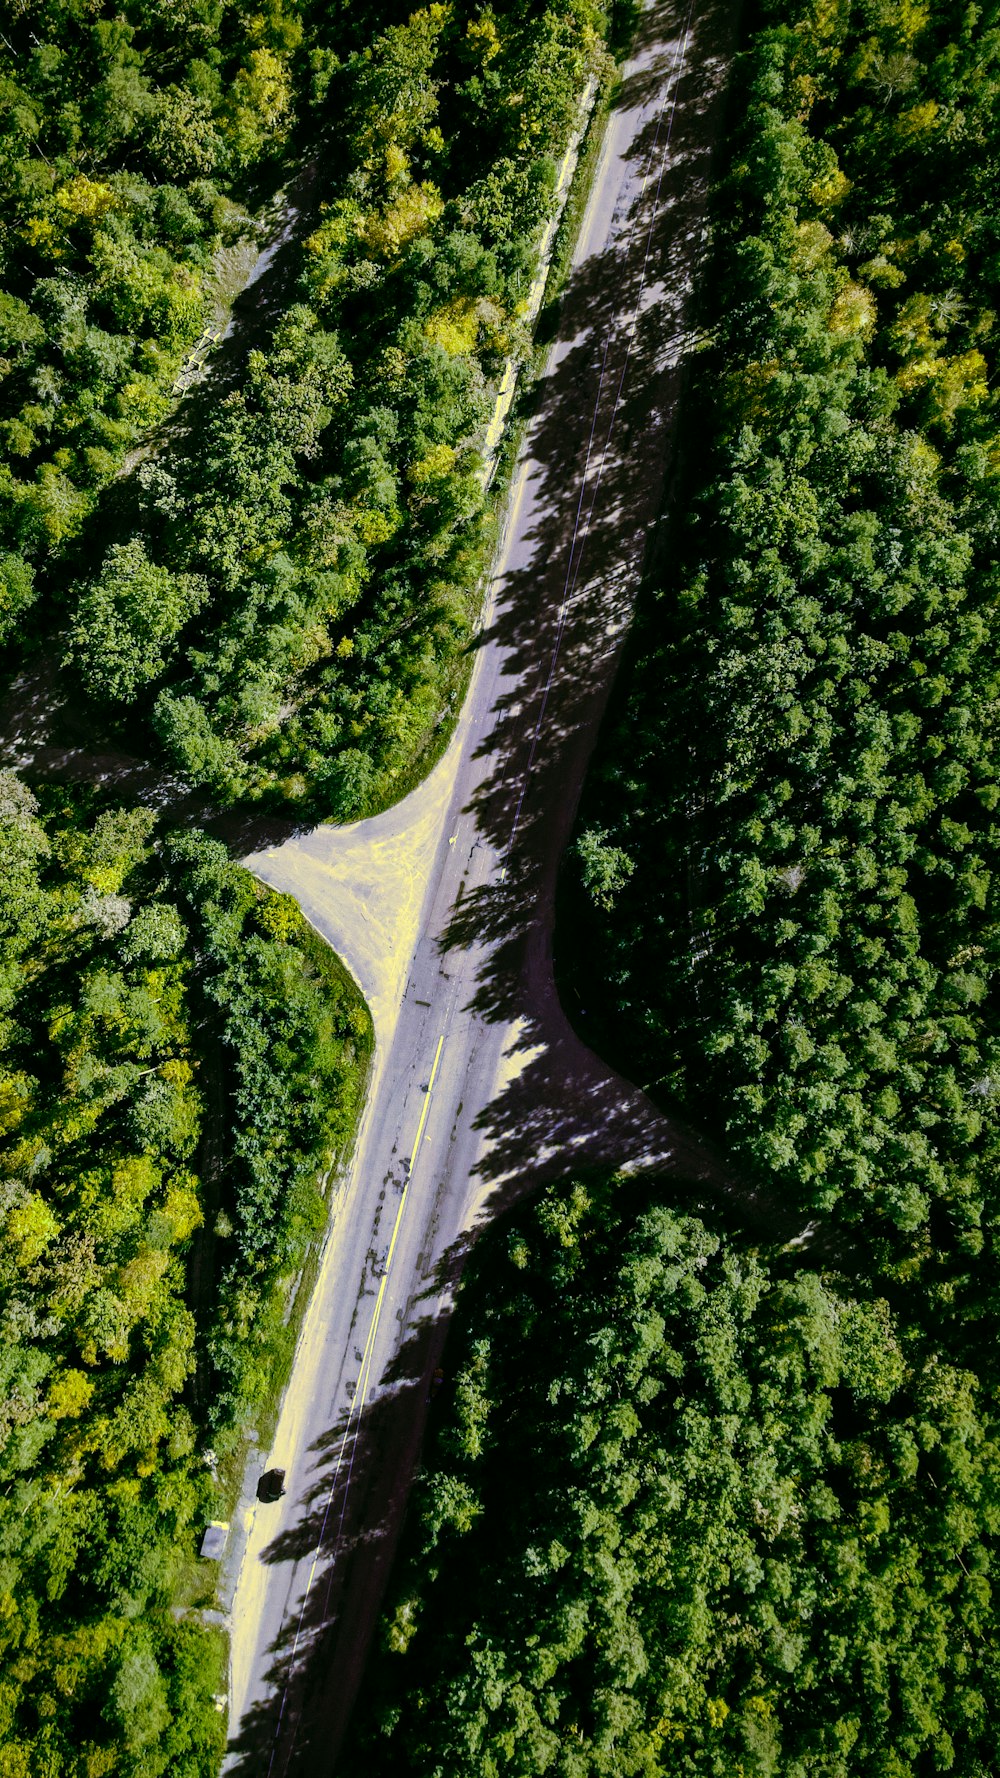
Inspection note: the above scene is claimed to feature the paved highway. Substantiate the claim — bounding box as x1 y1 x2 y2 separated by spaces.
224 0 733 1769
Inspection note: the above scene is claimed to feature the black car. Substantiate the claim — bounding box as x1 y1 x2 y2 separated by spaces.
257 1467 287 1503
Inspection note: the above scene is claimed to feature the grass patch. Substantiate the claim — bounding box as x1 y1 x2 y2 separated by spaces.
535 69 620 348
172 1552 224 1615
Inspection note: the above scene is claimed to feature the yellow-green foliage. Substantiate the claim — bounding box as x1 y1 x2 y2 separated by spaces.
2 0 609 823
0 781 371 1774
0 0 321 612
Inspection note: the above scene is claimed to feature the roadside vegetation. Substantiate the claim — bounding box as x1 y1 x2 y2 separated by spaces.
0 0 624 1766
0 0 297 634
0 1 614 1771
346 0 1000 1771
1 0 612 818
570 0 1000 1248
0 773 371 1775
349 1175 998 1775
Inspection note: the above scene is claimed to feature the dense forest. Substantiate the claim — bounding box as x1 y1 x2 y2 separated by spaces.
0 2 612 1770
569 0 1000 1247
0 0 611 815
348 1177 999 1775
0 773 371 1774
0 0 298 633
11 0 1000 1770
345 0 1000 1771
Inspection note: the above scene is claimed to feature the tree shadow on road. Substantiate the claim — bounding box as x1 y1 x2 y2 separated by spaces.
223 1296 457 1778
432 0 771 1226
219 9 775 1768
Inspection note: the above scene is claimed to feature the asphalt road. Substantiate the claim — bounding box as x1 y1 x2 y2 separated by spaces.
225 1 735 1770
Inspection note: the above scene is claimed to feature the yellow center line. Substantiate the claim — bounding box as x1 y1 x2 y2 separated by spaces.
348 1032 446 1407
299 1033 446 1601
409 1031 445 1162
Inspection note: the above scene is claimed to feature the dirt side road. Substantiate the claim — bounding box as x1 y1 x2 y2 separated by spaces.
225 2 737 1770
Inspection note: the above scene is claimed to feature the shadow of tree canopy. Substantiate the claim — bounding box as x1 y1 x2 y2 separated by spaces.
220 4 784 1774
434 0 772 1223
6 3 808 1772
223 1296 454 1778
0 641 323 852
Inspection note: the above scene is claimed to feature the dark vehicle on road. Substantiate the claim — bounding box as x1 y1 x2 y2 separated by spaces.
257 1468 286 1503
